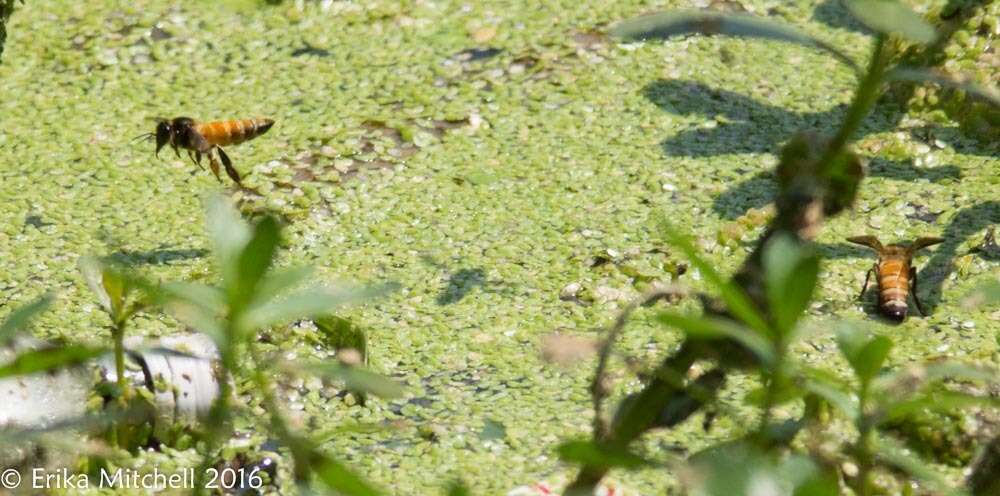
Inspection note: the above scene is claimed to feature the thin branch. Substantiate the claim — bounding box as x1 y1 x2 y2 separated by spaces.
590 286 685 439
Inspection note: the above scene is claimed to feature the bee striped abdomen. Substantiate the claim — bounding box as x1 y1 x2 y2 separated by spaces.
877 258 910 320
196 118 274 147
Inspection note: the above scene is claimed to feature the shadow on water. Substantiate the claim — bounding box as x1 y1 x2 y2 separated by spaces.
819 241 873 261
811 0 873 34
436 268 490 305
642 79 991 219
917 201 1000 312
105 247 208 267
420 255 513 305
712 159 962 219
642 79 902 158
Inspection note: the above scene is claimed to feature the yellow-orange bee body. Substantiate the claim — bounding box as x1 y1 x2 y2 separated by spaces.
148 117 274 186
847 235 943 322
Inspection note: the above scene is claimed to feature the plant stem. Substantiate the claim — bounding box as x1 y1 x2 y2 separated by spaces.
591 287 681 439
756 338 785 446
823 36 889 166
249 345 314 483
112 323 126 448
193 338 237 495
566 343 699 495
856 383 873 496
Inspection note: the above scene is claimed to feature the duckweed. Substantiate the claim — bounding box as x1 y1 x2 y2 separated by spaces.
1 0 998 493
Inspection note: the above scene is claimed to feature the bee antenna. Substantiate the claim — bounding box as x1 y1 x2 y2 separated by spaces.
131 132 155 143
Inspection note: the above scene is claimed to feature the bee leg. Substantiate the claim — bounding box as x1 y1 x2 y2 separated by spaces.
858 264 875 300
207 152 224 184
186 150 205 173
216 147 243 186
910 267 928 316
190 150 206 172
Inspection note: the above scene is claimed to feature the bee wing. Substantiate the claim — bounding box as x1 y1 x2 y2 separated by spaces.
846 235 883 252
188 128 211 152
909 237 945 254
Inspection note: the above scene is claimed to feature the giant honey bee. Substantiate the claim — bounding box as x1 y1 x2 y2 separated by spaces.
141 117 274 186
846 235 944 321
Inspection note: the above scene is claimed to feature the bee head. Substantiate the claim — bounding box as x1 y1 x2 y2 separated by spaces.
154 120 171 157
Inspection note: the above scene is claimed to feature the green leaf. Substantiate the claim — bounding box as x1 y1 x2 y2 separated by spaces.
875 361 996 393
837 326 892 384
843 0 937 44
79 256 111 312
242 283 392 332
102 266 128 320
661 224 771 337
781 455 839 496
889 68 1000 108
611 10 858 72
79 257 141 323
314 315 367 363
231 216 281 310
800 368 859 421
309 448 381 496
854 336 892 383
658 312 775 366
763 234 820 337
557 440 650 469
0 294 52 345
744 376 804 408
689 442 826 495
0 345 107 378
920 361 996 384
293 361 404 399
206 195 251 284
158 285 226 345
881 390 999 423
158 281 226 313
255 265 314 302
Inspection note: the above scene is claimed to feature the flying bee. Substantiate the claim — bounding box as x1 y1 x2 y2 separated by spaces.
846 235 944 321
138 117 274 186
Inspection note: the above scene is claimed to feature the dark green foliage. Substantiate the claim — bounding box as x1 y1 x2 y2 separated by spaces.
0 293 51 345
0 344 107 379
314 314 368 363
969 436 1000 495
564 2 1000 494
0 195 398 494
610 10 858 72
883 407 976 466
150 196 398 494
843 0 937 44
557 440 650 470
79 257 150 449
886 0 999 144
0 294 108 384
0 0 23 62
686 442 839 496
